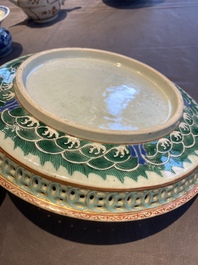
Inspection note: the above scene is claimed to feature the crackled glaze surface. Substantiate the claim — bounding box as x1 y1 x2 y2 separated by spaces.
26 57 171 131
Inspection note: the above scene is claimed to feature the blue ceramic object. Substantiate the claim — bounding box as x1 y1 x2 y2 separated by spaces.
0 27 12 58
0 6 12 58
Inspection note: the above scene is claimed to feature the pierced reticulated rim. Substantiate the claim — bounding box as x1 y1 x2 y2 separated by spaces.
14 48 184 144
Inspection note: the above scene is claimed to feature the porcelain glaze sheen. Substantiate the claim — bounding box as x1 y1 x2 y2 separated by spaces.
16 49 183 144
26 58 172 131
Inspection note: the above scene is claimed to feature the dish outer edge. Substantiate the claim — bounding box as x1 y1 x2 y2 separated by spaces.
0 174 197 222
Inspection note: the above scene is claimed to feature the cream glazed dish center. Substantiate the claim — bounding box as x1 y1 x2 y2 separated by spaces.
0 48 197 222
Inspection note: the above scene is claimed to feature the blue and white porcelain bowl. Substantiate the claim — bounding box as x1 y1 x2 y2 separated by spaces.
0 6 12 58
0 27 12 58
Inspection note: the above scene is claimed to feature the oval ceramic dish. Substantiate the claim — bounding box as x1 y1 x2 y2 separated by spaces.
0 48 197 222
